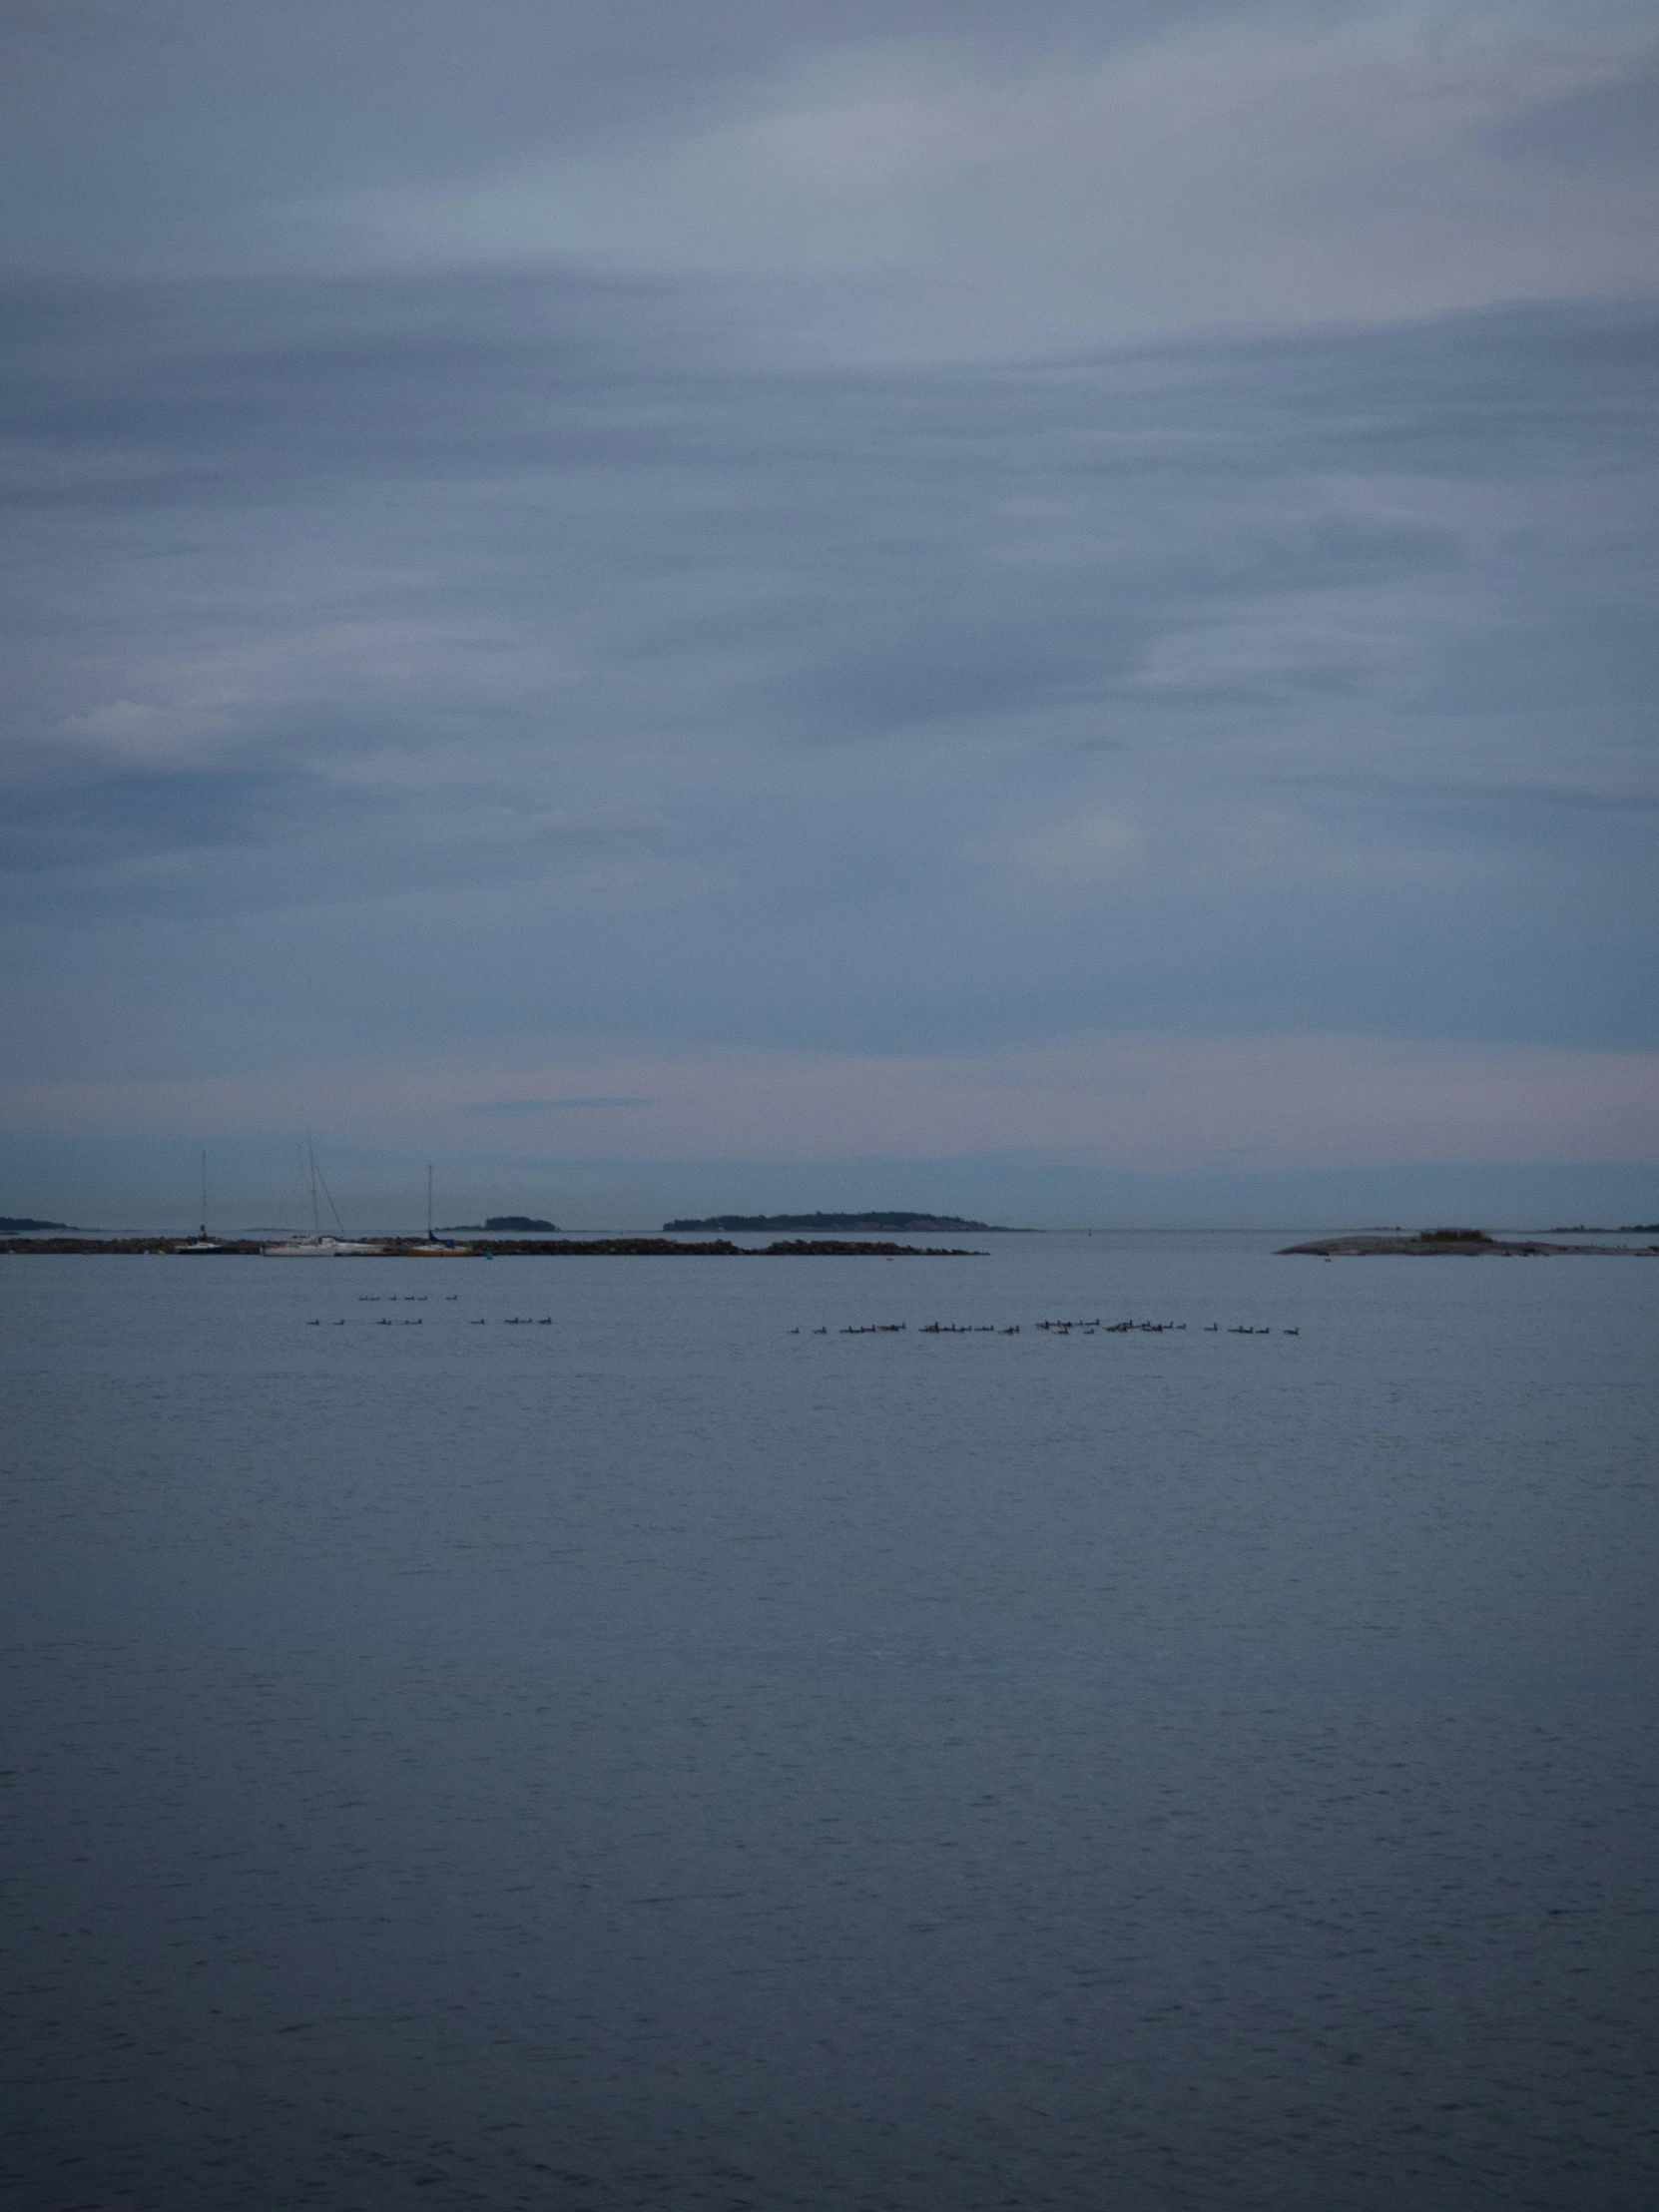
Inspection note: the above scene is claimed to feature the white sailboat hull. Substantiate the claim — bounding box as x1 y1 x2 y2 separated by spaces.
263 1237 386 1257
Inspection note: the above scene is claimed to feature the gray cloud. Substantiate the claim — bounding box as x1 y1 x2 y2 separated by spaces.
0 757 346 873
1487 41 1659 171
2 274 1653 1064
0 0 1255 286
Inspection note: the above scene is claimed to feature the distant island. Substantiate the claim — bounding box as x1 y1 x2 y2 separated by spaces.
1547 1223 1659 1234
0 1216 71 1232
1282 1226 1658 1258
663 1211 1013 1233
439 1216 558 1232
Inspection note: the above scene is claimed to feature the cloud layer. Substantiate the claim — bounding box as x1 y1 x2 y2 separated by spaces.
1 1 1654 1217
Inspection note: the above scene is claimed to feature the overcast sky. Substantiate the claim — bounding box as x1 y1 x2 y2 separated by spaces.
3 0 1655 1227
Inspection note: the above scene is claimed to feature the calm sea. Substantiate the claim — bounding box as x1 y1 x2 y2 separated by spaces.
3 1233 1655 2210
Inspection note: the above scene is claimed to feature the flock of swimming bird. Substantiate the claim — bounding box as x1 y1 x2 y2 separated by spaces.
301 1295 1299 1336
796 1317 1301 1338
301 1296 563 1325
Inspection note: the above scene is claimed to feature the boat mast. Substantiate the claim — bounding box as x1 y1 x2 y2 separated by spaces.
306 1131 320 1236
200 1148 209 1240
427 1163 434 1242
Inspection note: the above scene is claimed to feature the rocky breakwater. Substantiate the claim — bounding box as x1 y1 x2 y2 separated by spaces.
477 1238 984 1257
0 1236 984 1259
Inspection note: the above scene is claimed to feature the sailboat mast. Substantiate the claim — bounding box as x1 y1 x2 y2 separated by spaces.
200 1148 208 1240
427 1164 434 1242
307 1131 319 1236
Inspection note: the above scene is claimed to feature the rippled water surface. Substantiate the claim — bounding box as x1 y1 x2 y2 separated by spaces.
3 1234 1656 2209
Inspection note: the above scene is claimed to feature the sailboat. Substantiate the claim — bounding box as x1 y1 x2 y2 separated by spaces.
406 1164 471 1256
174 1151 223 1252
263 1136 385 1256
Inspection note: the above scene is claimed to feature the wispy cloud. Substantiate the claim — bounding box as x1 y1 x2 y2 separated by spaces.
5 1039 1655 1173
356 11 1659 358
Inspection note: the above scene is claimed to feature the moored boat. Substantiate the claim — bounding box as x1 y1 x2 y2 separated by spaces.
263 1234 387 1257
261 1135 385 1255
402 1164 472 1254
175 1152 224 1250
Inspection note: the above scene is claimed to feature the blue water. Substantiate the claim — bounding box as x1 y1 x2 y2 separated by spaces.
3 1235 1655 2209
